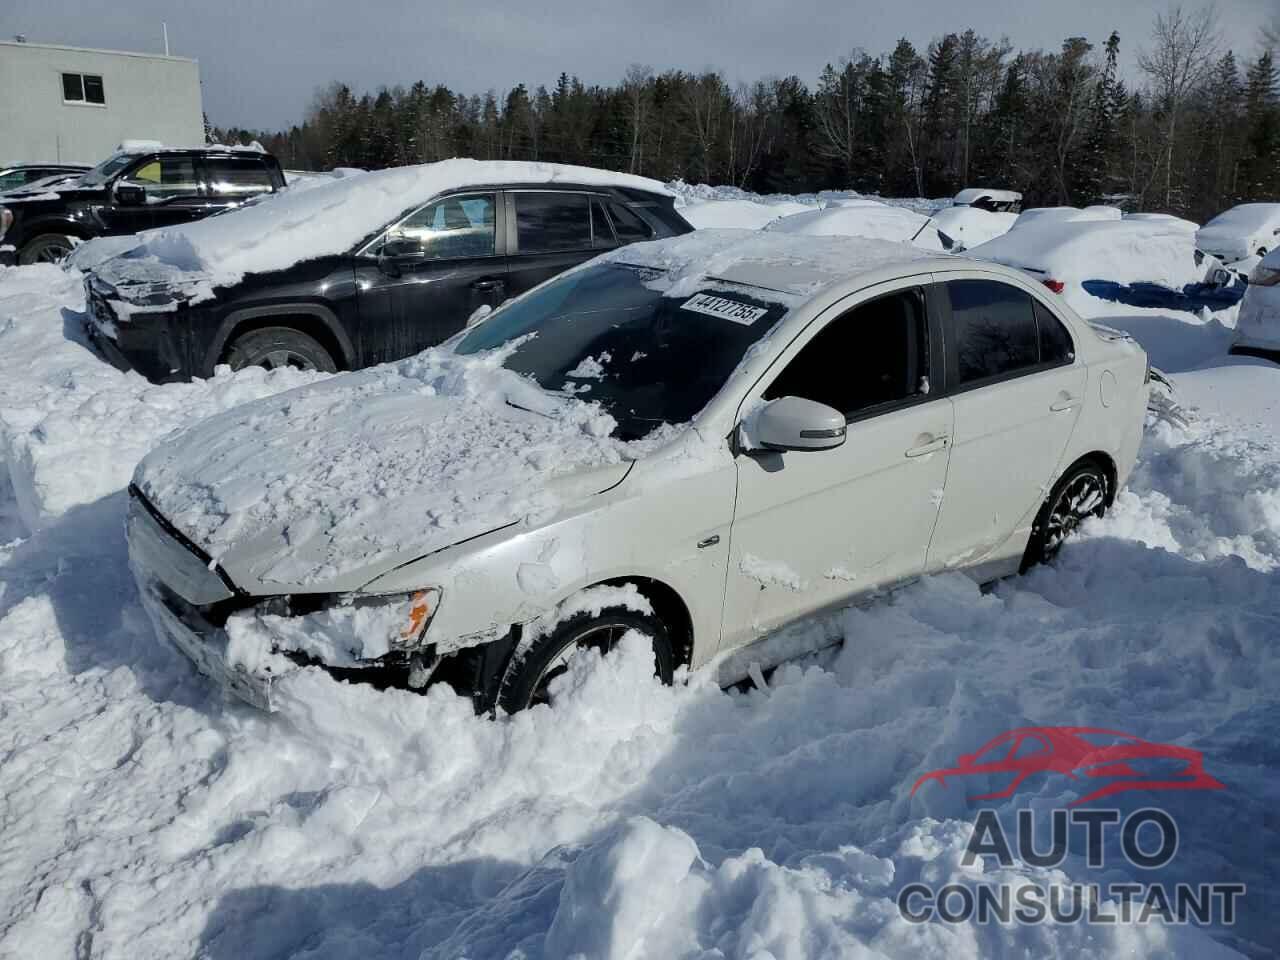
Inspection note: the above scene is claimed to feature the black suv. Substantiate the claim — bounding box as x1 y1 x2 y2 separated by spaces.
0 148 285 265
84 180 693 381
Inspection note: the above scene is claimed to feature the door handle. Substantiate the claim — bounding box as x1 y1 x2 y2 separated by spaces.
1050 394 1080 412
471 278 505 293
905 435 949 458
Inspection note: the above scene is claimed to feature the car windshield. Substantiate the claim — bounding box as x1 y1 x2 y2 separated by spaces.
454 262 790 440
77 153 139 187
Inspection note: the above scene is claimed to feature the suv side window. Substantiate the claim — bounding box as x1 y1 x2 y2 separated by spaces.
591 199 617 249
764 288 929 418
123 157 203 203
384 193 497 259
947 279 1040 385
206 157 276 198
514 192 591 254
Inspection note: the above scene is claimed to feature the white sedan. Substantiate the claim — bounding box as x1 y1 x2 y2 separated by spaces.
1197 203 1280 263
127 231 1149 712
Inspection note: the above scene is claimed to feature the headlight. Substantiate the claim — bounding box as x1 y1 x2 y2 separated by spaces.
248 588 442 665
1250 262 1280 287
0 207 11 241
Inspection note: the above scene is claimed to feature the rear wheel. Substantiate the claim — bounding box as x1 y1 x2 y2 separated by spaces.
18 233 77 265
1021 461 1110 571
497 607 674 713
223 326 337 373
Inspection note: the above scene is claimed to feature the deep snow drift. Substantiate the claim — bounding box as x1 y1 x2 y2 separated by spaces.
1 248 1278 958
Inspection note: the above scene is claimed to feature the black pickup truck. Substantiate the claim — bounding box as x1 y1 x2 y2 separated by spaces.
0 147 285 265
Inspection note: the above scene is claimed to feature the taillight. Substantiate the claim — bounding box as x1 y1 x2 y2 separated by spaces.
1041 278 1065 294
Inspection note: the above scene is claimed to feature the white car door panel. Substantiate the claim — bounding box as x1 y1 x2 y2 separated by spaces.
720 281 952 652
926 275 1087 573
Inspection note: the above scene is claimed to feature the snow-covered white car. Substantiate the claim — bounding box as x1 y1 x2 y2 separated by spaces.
127 230 1149 713
765 203 944 250
932 206 1017 252
680 197 810 230
1232 248 1280 357
1196 203 1280 263
1009 205 1122 230
970 217 1244 312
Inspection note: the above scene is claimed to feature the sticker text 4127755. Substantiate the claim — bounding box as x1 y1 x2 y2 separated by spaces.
681 292 769 326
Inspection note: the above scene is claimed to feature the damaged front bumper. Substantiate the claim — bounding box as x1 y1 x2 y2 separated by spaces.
136 573 282 710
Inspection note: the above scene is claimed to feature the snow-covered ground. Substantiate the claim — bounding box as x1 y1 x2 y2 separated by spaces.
2 223 1279 958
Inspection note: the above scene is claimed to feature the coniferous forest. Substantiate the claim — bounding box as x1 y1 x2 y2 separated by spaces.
209 7 1280 223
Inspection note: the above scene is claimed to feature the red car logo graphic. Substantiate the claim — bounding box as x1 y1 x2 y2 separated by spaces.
911 726 1225 806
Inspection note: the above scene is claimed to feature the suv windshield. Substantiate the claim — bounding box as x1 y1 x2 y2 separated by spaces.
455 262 789 439
78 153 142 187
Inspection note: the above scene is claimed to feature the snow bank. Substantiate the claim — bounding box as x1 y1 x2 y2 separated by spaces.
1011 205 1122 228
767 204 945 250
99 160 673 290
0 265 324 533
666 178 948 218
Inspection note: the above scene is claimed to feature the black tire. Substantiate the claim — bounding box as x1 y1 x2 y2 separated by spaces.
223 326 338 373
1020 460 1110 572
18 233 77 265
497 607 674 713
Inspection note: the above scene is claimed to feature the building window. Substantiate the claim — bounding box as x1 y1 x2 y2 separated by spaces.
62 73 106 105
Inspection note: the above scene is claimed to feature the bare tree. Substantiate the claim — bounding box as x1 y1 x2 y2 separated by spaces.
1138 4 1221 207
622 64 653 173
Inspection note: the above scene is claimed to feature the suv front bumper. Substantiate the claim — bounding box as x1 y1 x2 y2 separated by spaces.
84 277 191 381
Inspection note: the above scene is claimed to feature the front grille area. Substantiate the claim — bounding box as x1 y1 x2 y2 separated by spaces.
126 489 235 606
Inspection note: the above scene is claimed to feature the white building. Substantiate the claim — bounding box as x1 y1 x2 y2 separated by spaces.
0 41 204 167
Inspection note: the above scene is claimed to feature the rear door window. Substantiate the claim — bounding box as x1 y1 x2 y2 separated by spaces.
591 199 617 249
514 192 592 254
1033 300 1076 366
607 201 656 243
206 157 276 198
946 279 1040 386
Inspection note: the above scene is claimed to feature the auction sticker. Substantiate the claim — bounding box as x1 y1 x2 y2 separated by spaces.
682 292 768 326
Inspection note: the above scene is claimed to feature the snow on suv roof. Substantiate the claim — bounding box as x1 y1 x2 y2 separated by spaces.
115 159 675 289
604 228 939 299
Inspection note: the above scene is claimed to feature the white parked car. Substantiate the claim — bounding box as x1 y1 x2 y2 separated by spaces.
680 197 810 230
1010 205 1122 230
766 203 944 250
1196 203 1280 263
127 230 1149 712
970 218 1239 311
932 206 1018 252
1232 249 1280 357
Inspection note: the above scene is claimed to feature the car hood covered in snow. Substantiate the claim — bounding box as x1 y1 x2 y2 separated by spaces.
132 346 645 593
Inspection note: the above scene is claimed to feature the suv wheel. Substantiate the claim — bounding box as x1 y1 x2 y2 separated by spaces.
497 606 674 713
223 326 338 373
18 233 77 265
1021 460 1110 572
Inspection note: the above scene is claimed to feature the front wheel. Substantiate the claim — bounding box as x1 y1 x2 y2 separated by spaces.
1020 461 1110 572
223 326 338 373
497 607 674 713
18 233 77 265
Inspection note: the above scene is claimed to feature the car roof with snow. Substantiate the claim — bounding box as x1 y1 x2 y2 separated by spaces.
602 228 948 301
106 159 676 290
1199 203 1280 233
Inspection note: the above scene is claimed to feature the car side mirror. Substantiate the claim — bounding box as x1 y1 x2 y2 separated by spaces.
114 182 146 206
1211 267 1231 286
752 396 846 452
376 237 427 277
